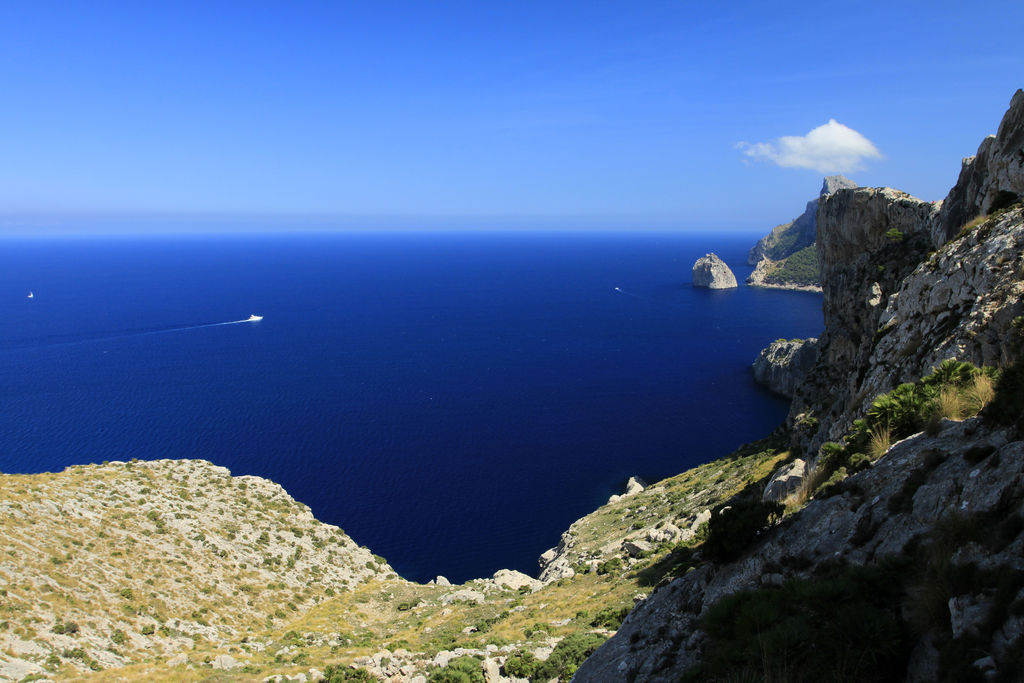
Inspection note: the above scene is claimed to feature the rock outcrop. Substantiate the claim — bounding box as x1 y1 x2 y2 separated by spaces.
932 89 1024 247
575 418 1024 681
691 253 737 289
751 338 819 398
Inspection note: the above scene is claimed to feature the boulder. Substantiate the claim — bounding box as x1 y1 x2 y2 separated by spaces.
622 539 653 557
761 459 807 502
212 654 242 670
692 253 738 289
492 569 542 592
440 589 486 605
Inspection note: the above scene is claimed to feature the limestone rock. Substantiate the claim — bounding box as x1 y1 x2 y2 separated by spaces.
692 253 738 289
435 576 451 587
788 186 939 449
751 338 819 398
608 476 645 503
440 589 486 605
933 89 1024 247
492 569 542 592
622 539 653 558
167 653 189 667
761 459 807 502
212 654 242 670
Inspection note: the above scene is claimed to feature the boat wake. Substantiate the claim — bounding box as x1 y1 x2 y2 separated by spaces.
3 315 263 352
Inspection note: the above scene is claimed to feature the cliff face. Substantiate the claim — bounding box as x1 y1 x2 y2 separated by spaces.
751 338 819 398
575 91 1024 682
933 89 1024 247
747 176 856 265
789 90 1024 450
788 187 938 448
746 175 857 289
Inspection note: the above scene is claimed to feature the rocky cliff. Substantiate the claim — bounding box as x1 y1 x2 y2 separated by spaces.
746 175 857 290
751 338 819 398
575 90 1024 682
691 253 737 289
933 89 1024 247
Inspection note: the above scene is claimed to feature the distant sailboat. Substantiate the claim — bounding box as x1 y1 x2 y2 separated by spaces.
27 291 33 299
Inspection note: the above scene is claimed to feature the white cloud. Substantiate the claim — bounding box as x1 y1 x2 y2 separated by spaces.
736 119 882 173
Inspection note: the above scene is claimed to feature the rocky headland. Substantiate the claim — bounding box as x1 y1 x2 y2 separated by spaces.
746 174 858 291
691 253 737 289
1 90 1022 683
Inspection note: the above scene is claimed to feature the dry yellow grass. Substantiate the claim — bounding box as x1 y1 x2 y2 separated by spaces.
937 386 965 420
868 426 892 461
965 373 995 413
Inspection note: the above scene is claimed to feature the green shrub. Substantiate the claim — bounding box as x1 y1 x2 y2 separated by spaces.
428 656 485 683
885 228 905 242
866 382 933 438
590 605 630 629
764 244 820 286
502 651 538 679
595 557 623 575
530 632 607 682
702 499 783 563
323 665 377 682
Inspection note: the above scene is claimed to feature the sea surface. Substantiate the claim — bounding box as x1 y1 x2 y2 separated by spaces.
0 229 823 582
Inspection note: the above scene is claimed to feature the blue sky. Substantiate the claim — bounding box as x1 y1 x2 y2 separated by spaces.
1 1 1021 232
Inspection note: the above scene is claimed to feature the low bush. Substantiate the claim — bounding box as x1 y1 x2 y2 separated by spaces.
702 498 783 563
428 656 485 683
530 632 607 682
323 665 376 682
688 564 910 682
590 605 630 629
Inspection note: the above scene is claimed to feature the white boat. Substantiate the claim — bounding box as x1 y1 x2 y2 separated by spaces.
27 291 33 299
247 314 263 322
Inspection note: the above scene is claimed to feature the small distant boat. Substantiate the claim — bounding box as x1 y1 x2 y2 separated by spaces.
246 314 263 322
27 291 33 299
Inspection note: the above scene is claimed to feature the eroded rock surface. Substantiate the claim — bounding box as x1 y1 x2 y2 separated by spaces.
751 338 819 398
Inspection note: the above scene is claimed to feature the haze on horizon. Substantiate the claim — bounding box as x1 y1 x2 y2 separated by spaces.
1 1 1021 234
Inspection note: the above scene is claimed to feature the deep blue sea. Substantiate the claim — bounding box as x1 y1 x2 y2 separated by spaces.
0 230 822 583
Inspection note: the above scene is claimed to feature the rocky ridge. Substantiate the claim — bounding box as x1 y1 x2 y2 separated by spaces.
691 253 737 289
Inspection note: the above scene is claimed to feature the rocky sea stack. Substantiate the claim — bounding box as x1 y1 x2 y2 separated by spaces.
691 253 737 289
